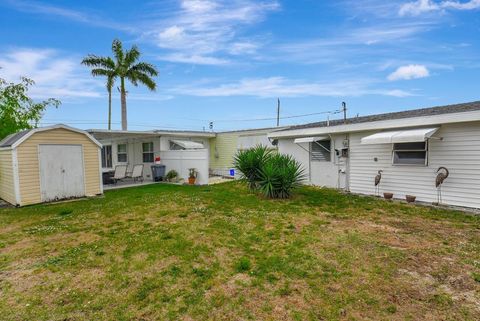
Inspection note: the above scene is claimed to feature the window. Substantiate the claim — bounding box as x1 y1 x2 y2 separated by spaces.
101 145 112 168
142 142 154 163
117 144 127 163
393 142 427 165
311 140 331 162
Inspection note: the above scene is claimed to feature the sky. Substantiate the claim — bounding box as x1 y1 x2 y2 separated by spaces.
0 0 479 132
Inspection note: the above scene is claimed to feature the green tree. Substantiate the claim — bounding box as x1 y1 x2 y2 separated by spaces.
113 39 158 130
81 55 116 130
83 39 158 130
0 77 60 140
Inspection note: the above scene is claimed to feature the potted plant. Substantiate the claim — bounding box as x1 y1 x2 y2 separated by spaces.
406 195 416 203
383 192 393 200
188 168 197 185
165 170 179 183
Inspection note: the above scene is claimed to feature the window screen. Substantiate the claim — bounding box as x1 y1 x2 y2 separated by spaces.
393 142 427 165
142 142 154 163
101 145 112 168
311 140 331 162
117 144 127 162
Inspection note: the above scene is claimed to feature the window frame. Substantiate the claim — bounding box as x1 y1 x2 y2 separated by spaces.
117 143 128 163
142 142 154 163
101 145 113 169
310 140 331 162
392 141 428 166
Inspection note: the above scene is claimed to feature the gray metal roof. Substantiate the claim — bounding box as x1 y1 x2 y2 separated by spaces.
279 101 480 132
0 129 32 148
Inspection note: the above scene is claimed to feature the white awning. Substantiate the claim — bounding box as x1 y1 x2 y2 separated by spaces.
170 140 204 149
361 127 439 145
294 136 329 144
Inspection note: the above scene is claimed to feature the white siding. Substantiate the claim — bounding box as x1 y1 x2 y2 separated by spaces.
278 136 348 188
160 149 210 185
349 122 480 208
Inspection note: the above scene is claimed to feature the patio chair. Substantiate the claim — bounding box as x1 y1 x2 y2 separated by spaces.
129 164 144 183
113 165 128 184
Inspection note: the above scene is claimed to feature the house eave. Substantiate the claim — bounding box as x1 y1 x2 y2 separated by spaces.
268 110 480 139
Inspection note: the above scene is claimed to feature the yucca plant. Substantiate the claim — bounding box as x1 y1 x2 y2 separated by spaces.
258 154 306 199
233 145 272 190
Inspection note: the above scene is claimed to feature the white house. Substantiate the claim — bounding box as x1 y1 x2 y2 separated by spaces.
268 101 480 209
88 129 215 185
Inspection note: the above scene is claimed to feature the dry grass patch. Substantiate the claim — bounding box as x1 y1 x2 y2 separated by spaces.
0 182 479 320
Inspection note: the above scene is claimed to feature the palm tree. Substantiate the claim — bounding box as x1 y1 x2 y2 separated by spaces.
81 55 116 130
82 39 158 130
112 39 158 130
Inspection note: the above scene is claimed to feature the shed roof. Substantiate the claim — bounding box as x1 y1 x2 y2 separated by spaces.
0 124 102 149
278 101 480 132
0 129 33 147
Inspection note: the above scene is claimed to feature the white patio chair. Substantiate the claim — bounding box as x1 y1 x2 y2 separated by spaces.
113 165 127 184
130 164 144 183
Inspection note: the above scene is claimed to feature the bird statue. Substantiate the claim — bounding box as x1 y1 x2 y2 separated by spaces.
374 170 383 196
435 167 449 204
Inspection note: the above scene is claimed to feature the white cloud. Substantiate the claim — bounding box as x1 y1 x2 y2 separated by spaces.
387 64 430 80
0 48 102 99
3 0 134 32
399 0 480 16
157 53 230 65
146 0 279 65
171 77 414 98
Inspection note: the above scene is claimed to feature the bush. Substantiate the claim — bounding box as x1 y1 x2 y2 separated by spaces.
165 170 179 182
233 145 272 190
258 153 306 199
234 146 305 199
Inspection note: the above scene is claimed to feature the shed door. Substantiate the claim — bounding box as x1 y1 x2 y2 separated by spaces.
39 145 85 202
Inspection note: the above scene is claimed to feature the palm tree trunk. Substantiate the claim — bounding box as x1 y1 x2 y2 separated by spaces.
120 77 127 130
108 88 112 130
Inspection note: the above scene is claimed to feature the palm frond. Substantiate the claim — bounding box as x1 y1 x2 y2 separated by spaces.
81 55 115 70
130 62 158 77
129 72 156 91
124 45 140 67
112 39 124 64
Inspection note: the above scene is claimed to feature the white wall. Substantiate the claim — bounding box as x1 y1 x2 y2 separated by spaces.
160 149 210 185
278 137 348 188
349 122 480 208
159 136 210 151
98 135 212 183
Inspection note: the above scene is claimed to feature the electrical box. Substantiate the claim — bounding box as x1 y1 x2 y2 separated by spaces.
341 148 349 158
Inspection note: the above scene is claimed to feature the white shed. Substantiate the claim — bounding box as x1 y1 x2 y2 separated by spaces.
0 124 103 206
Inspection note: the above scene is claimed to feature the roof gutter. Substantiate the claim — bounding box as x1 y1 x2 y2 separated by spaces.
268 110 480 139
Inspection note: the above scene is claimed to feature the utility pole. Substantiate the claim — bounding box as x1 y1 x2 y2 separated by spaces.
277 98 280 127
342 101 347 123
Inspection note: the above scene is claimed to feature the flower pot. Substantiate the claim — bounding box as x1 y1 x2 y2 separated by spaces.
406 195 416 203
383 192 393 200
188 177 196 185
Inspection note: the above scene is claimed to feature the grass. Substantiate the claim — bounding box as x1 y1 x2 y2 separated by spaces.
0 182 479 320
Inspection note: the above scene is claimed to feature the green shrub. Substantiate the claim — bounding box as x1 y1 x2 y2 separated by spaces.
258 153 305 199
233 145 272 190
234 146 305 199
165 170 179 182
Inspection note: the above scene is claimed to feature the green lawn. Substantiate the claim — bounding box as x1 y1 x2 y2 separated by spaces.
0 182 479 320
